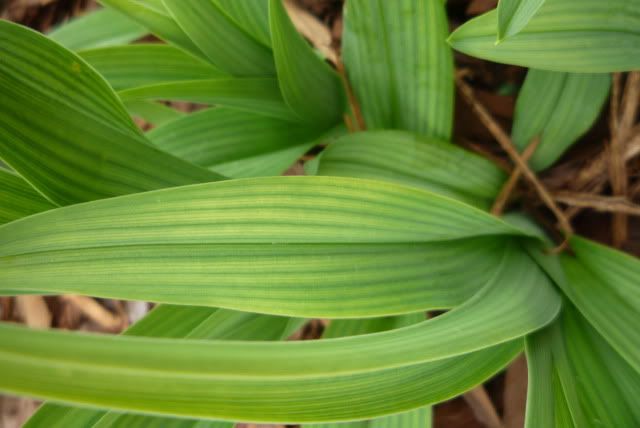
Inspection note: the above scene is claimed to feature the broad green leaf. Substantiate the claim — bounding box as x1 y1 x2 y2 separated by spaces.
124 100 185 126
214 0 271 47
0 233 558 376
316 130 506 208
47 7 147 51
512 69 610 170
146 108 325 168
0 177 524 317
497 0 546 41
0 169 55 225
559 237 640 373
0 20 222 206
162 0 275 76
308 315 432 428
448 0 640 72
0 318 521 423
79 44 225 90
343 0 454 139
2 245 553 422
118 79 298 121
269 0 345 127
27 305 301 428
99 0 205 59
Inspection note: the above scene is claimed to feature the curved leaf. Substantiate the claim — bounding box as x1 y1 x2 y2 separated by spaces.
79 44 225 90
0 20 221 206
214 0 271 47
342 0 454 139
0 177 522 317
449 0 640 73
512 69 610 170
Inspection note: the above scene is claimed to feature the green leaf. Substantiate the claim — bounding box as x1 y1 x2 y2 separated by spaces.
162 0 275 76
47 7 147 51
27 305 301 428
316 130 506 208
560 237 640 373
497 0 546 41
146 108 325 168
268 0 345 127
307 315 432 428
0 169 56 225
512 69 610 170
99 0 205 59
79 44 225 90
0 176 525 317
124 100 185 126
214 0 271 47
117 78 298 121
342 0 454 139
2 244 553 422
0 318 521 423
449 0 640 73
0 20 222 205
524 330 555 428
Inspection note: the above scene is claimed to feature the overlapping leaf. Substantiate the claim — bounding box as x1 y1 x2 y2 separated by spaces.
0 169 55 225
342 0 454 139
497 0 545 41
512 69 610 170
449 0 640 72
0 242 558 421
0 177 526 317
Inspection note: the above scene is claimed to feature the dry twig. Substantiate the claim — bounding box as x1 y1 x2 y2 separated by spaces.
61 295 126 331
554 192 640 217
491 137 541 215
464 386 505 428
456 72 573 239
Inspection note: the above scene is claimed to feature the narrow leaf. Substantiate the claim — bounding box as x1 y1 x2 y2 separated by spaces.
214 0 271 47
343 0 454 139
124 100 185 127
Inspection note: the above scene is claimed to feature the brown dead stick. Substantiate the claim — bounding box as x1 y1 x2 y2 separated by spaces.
456 73 573 237
554 192 640 216
503 355 528 428
491 137 541 215
61 295 125 331
609 73 628 247
464 385 506 428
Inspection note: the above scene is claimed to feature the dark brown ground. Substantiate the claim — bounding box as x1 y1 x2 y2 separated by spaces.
1 1 638 427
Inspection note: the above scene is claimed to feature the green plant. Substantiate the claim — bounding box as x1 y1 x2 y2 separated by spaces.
0 0 639 426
